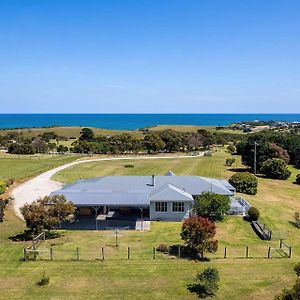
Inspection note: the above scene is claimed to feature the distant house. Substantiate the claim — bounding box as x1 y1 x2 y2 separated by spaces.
51 171 238 223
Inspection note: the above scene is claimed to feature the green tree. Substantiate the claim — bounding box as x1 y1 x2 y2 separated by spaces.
260 158 291 180
193 192 230 222
229 172 258 195
240 139 290 172
160 130 182 152
198 130 214 149
41 131 58 142
188 267 220 298
181 217 218 258
48 142 57 152
57 145 68 153
21 195 75 233
79 128 95 142
143 134 166 153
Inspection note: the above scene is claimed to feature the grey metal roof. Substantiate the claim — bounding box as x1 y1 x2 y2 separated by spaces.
51 175 234 207
51 190 149 207
150 183 194 201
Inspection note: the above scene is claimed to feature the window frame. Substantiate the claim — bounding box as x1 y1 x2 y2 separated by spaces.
155 201 168 212
172 202 185 212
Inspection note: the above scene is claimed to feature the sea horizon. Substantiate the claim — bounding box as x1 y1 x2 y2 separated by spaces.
1 113 300 131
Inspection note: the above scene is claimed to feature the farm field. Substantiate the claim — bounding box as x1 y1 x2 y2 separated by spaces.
0 124 243 140
0 148 300 299
0 126 144 139
0 154 80 181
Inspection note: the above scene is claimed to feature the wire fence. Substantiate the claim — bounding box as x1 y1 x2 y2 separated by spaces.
0 153 83 160
23 242 292 262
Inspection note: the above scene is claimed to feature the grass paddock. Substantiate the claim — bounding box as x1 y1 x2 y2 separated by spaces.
1 148 300 299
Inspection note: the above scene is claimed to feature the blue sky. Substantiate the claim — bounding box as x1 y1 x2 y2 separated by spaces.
0 0 299 113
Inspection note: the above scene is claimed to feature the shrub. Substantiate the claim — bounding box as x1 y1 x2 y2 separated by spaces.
0 180 7 195
296 174 300 185
229 172 258 195
227 144 236 154
36 273 50 286
294 263 300 277
247 207 260 221
156 244 169 253
260 158 291 180
187 267 219 298
225 158 235 166
4 178 14 187
275 279 300 299
0 198 9 222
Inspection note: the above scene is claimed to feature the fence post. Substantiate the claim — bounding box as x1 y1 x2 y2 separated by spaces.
246 246 249 258
289 246 292 258
153 247 156 260
101 247 104 261
76 247 80 260
23 248 27 261
32 234 36 250
50 248 53 261
268 247 271 258
224 247 227 258
178 246 181 259
128 247 130 260
279 239 282 248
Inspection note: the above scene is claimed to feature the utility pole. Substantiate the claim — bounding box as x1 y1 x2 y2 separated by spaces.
254 142 257 175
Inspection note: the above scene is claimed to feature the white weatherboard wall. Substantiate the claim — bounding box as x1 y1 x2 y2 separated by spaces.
149 201 193 221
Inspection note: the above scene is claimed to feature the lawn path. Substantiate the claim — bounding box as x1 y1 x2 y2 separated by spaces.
12 153 204 218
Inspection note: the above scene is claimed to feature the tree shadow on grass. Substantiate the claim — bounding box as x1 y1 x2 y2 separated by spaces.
289 220 300 229
9 230 63 242
227 167 251 173
168 244 210 261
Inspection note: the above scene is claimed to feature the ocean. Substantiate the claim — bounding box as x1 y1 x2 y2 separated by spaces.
0 114 300 130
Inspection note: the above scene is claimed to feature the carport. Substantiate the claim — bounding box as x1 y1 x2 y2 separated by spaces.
58 190 150 230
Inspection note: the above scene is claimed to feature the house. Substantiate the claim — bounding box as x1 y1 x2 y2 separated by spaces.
51 171 238 223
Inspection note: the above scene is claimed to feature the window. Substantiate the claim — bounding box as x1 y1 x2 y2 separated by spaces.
172 202 184 212
155 202 167 212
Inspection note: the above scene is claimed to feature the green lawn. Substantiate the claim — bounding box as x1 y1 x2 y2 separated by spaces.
0 154 80 181
53 147 236 183
1 149 300 299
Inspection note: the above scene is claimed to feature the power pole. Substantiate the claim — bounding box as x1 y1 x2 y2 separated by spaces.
254 142 257 175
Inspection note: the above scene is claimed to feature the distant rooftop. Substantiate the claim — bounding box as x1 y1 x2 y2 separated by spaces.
165 170 176 176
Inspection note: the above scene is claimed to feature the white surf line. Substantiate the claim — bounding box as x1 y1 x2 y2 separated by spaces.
12 153 204 218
